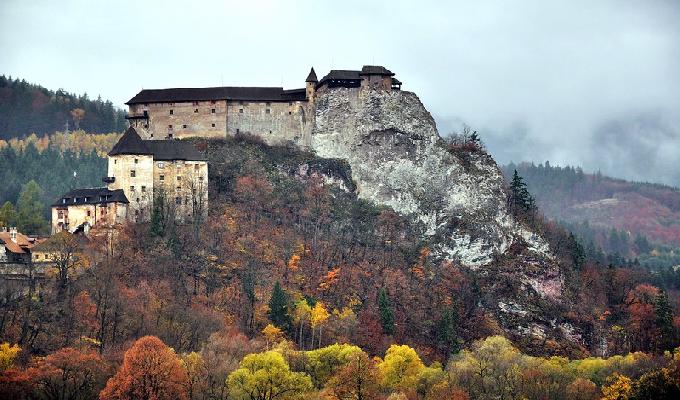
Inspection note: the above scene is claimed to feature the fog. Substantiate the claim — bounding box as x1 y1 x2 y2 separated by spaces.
2 0 679 185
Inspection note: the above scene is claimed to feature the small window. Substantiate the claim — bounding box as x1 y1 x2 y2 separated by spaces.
239 108 243 113
236 128 240 134
168 133 173 138
266 109 270 114
168 124 173 129
150 133 153 138
193 101 199 106
176 185 181 190
130 186 135 191
114 159 117 164
87 210 91 217
182 124 187 129
130 170 136 177
144 124 149 129
194 164 199 170
63 199 67 204
141 186 146 192
169 102 174 106
175 197 182 205
266 102 271 106
211 108 215 113
194 109 198 113
134 158 138 164
177 176 182 181
158 162 165 168
169 109 173 115
269 130 272 134
160 174 165 181
198 176 204 181
211 123 215 127
288 111 292 115
136 198 140 203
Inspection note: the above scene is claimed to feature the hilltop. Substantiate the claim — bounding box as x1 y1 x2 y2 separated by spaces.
0 75 126 139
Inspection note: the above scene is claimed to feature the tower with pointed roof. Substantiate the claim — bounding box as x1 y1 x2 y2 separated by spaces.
305 67 318 102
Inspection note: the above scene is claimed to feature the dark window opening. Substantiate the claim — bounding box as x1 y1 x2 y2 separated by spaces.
239 108 243 113
183 124 187 128
266 109 270 114
194 109 198 113
130 170 136 177
211 123 215 127
169 109 173 115
160 174 165 181
211 108 216 113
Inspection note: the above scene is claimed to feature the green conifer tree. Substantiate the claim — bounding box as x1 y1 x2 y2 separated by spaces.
378 288 395 335
268 281 291 331
16 180 48 234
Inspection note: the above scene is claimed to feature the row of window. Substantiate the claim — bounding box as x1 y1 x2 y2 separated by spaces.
168 123 217 130
169 108 217 115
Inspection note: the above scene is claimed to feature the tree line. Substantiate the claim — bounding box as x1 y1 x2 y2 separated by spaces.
0 75 126 140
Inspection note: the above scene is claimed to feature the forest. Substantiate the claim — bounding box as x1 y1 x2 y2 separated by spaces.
0 75 127 139
1 135 679 399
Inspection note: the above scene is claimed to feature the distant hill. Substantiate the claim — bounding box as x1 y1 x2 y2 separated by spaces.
504 161 680 267
0 75 126 139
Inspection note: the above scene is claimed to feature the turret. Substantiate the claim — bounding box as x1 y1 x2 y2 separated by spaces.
305 67 318 101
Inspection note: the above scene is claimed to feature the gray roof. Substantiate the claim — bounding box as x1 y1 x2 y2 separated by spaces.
360 65 395 76
53 188 129 207
109 127 206 161
126 86 307 104
306 67 318 83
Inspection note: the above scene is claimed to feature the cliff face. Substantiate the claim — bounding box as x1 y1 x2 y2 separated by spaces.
309 88 577 351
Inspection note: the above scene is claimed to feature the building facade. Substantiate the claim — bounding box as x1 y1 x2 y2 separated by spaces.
52 127 208 234
125 66 401 146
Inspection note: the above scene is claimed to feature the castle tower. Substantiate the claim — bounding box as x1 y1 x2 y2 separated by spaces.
305 67 318 101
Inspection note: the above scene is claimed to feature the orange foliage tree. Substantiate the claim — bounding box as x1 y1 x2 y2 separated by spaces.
99 336 189 400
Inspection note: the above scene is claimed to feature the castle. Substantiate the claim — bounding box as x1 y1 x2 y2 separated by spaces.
51 65 400 234
125 65 401 146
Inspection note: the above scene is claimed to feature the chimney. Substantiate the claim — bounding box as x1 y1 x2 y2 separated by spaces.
10 227 17 243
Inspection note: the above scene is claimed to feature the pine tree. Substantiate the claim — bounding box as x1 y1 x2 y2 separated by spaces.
0 201 17 228
268 281 291 331
378 288 395 335
16 180 48 234
654 290 675 351
437 306 460 356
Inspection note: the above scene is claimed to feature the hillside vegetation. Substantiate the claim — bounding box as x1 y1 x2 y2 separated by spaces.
503 162 680 269
0 75 126 139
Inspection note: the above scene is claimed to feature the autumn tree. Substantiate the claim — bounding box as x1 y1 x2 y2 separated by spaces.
99 336 189 400
70 108 86 130
28 347 108 400
378 344 428 391
227 350 313 400
325 351 381 400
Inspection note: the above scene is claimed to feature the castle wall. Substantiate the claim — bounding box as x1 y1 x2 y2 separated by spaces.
129 100 228 140
107 155 154 221
152 160 208 222
51 202 126 234
225 100 309 146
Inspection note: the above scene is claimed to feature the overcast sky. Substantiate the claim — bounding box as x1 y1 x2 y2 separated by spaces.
2 0 679 186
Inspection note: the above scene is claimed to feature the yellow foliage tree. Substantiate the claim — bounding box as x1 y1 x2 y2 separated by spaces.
601 373 633 400
0 342 21 371
311 302 330 349
262 324 284 350
378 344 427 390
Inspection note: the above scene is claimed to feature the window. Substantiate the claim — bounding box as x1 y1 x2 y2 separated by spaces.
150 133 153 138
169 102 174 106
192 101 199 106
239 108 243 113
177 176 182 181
266 109 270 114
134 158 138 164
136 198 140 203
169 109 174 115
288 111 292 115
168 124 173 129
194 109 198 113
211 108 215 113
87 210 91 217
63 199 67 204
266 102 271 106
158 162 165 168
168 133 173 138
175 197 182 205
144 124 149 129
114 159 117 164
211 123 215 127
130 170 136 177
182 124 187 129
176 185 181 190
160 174 165 181
141 186 146 192
194 164 199 170
198 176 204 181
58 210 64 218
130 186 135 192
288 102 292 106
236 128 240 134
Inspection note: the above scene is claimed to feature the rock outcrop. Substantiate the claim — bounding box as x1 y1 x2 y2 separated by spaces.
308 88 579 351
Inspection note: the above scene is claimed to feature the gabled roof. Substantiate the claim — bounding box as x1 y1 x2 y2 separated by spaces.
306 67 318 83
126 86 307 104
52 188 129 207
320 70 361 81
108 127 151 156
0 230 42 254
109 127 206 161
145 140 207 161
360 65 395 76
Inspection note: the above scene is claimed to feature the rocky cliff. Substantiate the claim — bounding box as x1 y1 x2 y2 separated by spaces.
308 88 579 351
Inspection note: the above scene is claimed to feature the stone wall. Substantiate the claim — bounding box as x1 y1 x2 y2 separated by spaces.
51 202 127 234
107 154 155 221
129 100 228 140
225 100 309 146
152 160 208 222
